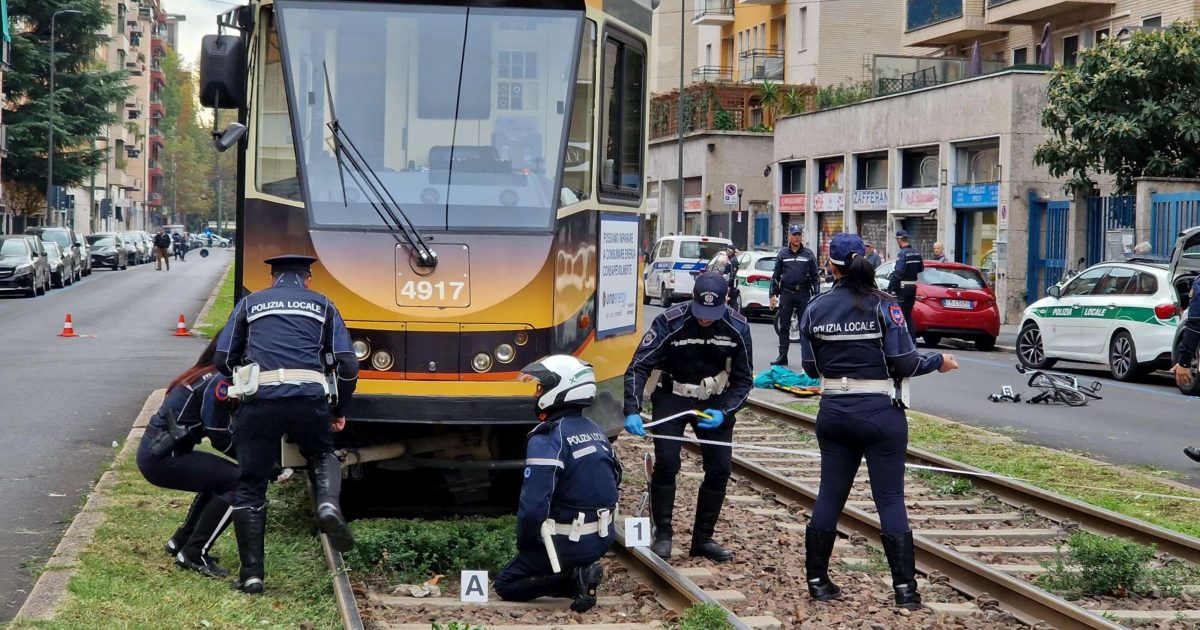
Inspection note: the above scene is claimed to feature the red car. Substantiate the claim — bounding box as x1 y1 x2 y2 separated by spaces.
874 260 1000 351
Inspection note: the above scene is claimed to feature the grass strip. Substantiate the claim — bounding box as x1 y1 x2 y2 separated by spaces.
5 444 338 630
787 401 1200 538
344 517 516 588
195 264 235 340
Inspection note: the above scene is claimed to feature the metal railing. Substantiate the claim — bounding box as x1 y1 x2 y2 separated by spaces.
692 65 734 82
693 0 734 20
737 49 784 83
906 0 964 31
877 67 943 95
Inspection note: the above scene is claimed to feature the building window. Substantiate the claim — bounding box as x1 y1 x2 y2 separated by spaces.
1143 15 1162 30
857 157 888 190
798 7 807 51
1063 35 1079 67
600 31 646 201
782 163 805 194
1034 43 1042 64
1013 47 1027 65
1095 28 1110 45
498 51 538 111
705 43 712 66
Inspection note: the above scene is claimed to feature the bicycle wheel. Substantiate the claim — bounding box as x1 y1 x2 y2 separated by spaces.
1054 386 1088 407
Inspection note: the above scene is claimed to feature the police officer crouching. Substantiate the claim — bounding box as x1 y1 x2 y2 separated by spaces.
214 255 359 594
623 271 753 562
798 234 957 609
770 225 820 366
888 230 924 344
1174 275 1200 462
495 355 620 612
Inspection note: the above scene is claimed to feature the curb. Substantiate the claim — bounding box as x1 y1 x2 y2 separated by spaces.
190 258 234 338
14 390 165 621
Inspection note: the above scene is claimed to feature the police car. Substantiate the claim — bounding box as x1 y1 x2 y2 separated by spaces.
644 235 732 307
705 249 776 319
1017 261 1179 381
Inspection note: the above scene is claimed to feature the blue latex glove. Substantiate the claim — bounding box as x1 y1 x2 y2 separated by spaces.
624 414 646 436
697 409 725 430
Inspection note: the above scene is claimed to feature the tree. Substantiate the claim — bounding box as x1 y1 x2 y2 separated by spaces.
755 79 780 128
1035 23 1200 194
5 0 132 216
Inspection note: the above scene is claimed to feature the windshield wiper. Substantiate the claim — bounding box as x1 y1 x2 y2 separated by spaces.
321 67 438 269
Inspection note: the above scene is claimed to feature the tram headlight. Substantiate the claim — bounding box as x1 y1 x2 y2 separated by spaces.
514 331 529 346
471 352 493 373
352 339 370 361
495 343 516 364
370 349 394 371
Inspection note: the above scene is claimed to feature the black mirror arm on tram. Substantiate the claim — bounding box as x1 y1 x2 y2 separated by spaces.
322 67 437 269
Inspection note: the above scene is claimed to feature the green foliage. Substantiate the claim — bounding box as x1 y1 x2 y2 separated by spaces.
678 602 732 630
712 107 735 131
915 470 973 495
782 88 809 116
196 264 235 339
746 124 771 133
5 0 133 215
344 517 517 584
1036 23 1200 194
815 80 872 110
755 79 781 122
432 623 489 630
1037 532 1156 597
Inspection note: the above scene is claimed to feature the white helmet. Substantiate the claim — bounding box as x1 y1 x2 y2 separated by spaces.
520 355 597 413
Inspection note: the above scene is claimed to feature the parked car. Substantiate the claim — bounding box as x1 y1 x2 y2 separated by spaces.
1168 226 1200 394
0 235 49 297
87 233 129 270
74 232 92 276
875 260 1001 351
25 227 80 283
44 241 70 288
705 249 777 320
139 231 155 262
644 235 733 306
1017 260 1177 381
120 231 143 265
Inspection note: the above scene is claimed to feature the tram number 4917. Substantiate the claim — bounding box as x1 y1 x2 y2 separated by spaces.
400 279 466 302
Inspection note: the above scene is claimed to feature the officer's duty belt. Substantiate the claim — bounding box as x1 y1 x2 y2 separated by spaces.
668 379 727 400
820 377 894 396
259 368 328 390
550 508 614 541
781 284 811 292
900 281 917 287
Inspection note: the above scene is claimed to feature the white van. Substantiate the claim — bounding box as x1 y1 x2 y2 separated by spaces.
643 235 733 306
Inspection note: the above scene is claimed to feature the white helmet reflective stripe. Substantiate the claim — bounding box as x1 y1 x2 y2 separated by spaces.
520 355 597 412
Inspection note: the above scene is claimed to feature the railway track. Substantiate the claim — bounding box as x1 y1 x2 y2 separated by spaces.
727 396 1200 629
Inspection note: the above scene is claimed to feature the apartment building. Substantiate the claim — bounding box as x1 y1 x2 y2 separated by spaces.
0 1 10 234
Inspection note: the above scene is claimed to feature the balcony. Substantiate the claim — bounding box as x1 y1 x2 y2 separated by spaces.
692 66 734 83
738 49 784 83
650 82 815 140
738 0 783 4
873 54 1007 96
904 0 1007 47
986 0 1114 24
692 0 734 26
124 60 143 76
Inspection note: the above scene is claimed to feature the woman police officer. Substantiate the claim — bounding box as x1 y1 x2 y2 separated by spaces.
136 330 239 578
797 233 958 609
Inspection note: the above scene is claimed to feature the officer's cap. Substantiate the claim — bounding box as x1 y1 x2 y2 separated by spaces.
788 224 804 235
265 254 317 275
691 271 729 320
895 229 910 239
828 233 866 266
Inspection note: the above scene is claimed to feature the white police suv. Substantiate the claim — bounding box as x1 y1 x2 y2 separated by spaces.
1016 261 1179 381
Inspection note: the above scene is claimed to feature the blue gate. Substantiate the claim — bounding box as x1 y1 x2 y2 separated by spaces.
1150 192 1200 257
753 213 769 247
1027 195 1071 303
1085 195 1135 266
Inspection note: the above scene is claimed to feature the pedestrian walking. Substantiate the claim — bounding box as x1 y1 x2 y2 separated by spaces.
931 242 947 262
1175 275 1200 462
719 246 742 314
623 271 753 562
798 233 957 609
180 232 189 260
887 230 924 344
153 228 172 270
769 225 820 366
494 355 620 612
214 254 359 594
864 241 882 268
136 331 238 578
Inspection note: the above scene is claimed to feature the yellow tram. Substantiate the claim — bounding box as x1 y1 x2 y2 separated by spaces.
200 0 652 495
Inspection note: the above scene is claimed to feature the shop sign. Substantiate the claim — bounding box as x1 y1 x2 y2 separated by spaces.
684 196 703 213
813 192 845 213
951 183 999 208
852 189 889 210
778 193 807 214
895 187 939 210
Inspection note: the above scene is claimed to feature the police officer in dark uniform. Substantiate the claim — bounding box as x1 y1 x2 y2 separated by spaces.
1174 276 1200 462
770 225 820 366
888 230 924 344
137 331 237 578
719 247 741 314
623 271 753 562
798 233 957 609
214 254 359 594
495 355 621 613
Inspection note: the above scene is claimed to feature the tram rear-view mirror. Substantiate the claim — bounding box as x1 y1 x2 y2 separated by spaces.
199 34 246 110
213 123 248 152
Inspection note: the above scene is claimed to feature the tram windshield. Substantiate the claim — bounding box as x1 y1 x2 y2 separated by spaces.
271 2 581 232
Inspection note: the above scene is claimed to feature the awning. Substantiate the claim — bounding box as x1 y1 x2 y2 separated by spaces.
889 208 937 217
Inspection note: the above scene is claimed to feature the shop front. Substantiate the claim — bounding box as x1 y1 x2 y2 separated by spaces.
814 191 845 267
852 189 889 250
893 187 940 256
951 183 998 268
778 193 806 243
684 196 703 235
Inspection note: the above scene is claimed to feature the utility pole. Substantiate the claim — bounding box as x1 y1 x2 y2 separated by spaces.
676 0 685 237
89 136 97 233
171 153 177 226
46 9 83 227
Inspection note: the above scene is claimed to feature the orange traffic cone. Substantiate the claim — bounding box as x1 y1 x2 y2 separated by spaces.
59 314 79 338
174 314 190 337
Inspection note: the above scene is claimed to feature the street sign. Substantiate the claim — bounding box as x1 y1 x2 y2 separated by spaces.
723 183 737 206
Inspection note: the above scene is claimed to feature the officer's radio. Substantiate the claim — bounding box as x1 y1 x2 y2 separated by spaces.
323 352 339 408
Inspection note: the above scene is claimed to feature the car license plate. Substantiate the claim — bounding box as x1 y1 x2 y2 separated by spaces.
943 299 973 309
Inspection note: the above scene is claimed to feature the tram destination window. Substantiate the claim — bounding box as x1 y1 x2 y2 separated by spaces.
600 31 645 203
560 20 597 208
256 13 301 201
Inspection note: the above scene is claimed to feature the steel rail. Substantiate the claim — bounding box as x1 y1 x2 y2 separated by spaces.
320 532 365 630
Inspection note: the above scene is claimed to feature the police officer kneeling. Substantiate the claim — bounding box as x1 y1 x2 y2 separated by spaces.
214 255 359 594
623 271 753 562
495 356 620 613
798 234 957 608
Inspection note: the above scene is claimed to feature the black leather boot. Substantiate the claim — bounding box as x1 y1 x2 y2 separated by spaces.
689 488 733 562
880 530 922 610
230 505 267 594
569 563 604 612
176 496 233 578
770 353 788 366
165 492 211 557
309 452 355 552
1185 446 1200 463
495 574 571 602
649 482 675 559
804 526 842 601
